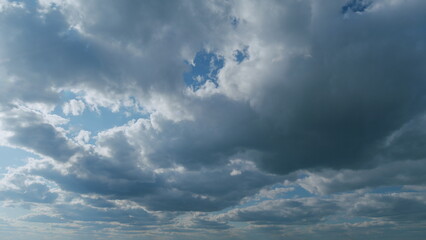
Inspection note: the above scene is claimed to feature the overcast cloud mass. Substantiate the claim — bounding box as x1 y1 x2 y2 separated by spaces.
0 0 426 239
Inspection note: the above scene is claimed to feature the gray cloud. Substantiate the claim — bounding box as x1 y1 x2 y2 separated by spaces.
19 202 163 231
2 0 426 174
298 159 426 195
29 153 279 211
351 192 426 222
0 166 58 203
21 214 67 223
0 112 281 212
219 198 339 225
0 1 103 104
0 106 78 162
0 181 58 203
1 0 426 239
240 0 426 173
52 203 158 225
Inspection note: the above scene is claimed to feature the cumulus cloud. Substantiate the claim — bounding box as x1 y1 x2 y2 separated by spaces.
62 99 85 116
0 0 426 239
2 0 426 172
0 117 279 212
0 105 78 162
74 130 90 145
0 165 58 203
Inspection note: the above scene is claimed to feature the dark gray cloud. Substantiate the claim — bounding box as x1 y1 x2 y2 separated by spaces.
351 192 426 222
380 114 426 160
298 159 426 195
28 152 279 211
2 0 426 174
0 1 104 104
8 122 76 162
0 110 280 212
0 106 78 162
0 0 235 108
242 0 426 173
185 214 231 230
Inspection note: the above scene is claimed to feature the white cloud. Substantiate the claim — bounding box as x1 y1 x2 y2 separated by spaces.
74 130 91 145
230 169 241 176
62 99 85 116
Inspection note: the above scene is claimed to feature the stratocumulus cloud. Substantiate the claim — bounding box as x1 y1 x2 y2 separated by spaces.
0 0 426 239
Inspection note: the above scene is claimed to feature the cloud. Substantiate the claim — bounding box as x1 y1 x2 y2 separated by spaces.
218 198 339 225
0 181 58 203
0 166 58 203
298 159 426 195
0 105 78 162
0 116 280 212
351 192 426 222
52 203 158 225
74 130 91 145
2 0 426 174
0 0 426 239
63 99 85 116
27 151 279 212
21 214 67 223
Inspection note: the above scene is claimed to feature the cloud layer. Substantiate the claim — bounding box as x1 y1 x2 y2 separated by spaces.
0 0 426 239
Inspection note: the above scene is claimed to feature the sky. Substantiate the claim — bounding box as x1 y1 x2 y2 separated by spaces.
0 0 426 239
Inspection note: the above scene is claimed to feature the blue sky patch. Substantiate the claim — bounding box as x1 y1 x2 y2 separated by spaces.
342 0 372 14
0 146 38 174
230 16 239 28
233 47 249 64
183 50 224 91
53 90 147 137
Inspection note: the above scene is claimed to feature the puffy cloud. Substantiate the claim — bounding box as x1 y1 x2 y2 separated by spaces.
27 153 279 211
2 0 426 174
74 130 90 145
0 0 426 239
0 105 78 162
0 165 58 203
62 99 85 116
217 0 426 173
0 116 280 212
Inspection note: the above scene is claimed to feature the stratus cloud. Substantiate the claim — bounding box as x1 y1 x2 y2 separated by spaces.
218 198 339 225
297 160 426 195
350 192 426 222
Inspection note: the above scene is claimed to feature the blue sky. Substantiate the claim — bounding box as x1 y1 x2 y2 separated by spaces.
1 0 426 239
